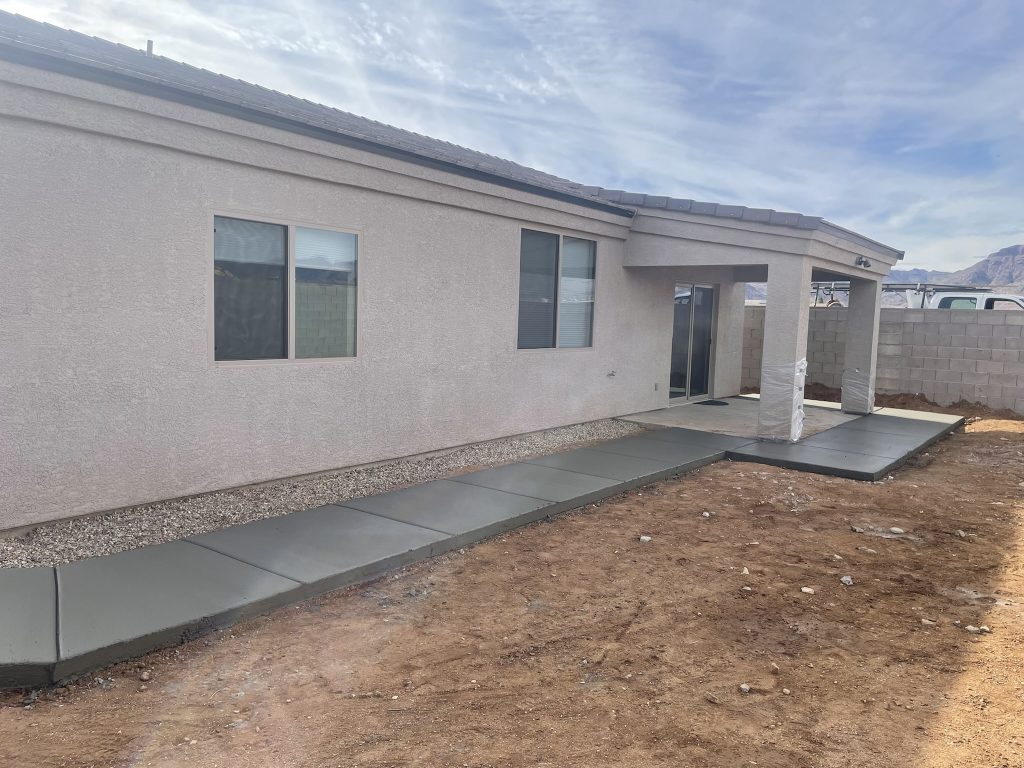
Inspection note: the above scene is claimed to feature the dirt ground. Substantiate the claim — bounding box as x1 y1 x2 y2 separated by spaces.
801 383 1024 422
2 409 1022 768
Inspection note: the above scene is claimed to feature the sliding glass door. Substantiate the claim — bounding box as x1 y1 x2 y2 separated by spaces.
669 284 715 401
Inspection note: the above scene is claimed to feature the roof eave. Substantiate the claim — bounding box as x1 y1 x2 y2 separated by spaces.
0 41 635 219
603 189 904 260
817 220 904 261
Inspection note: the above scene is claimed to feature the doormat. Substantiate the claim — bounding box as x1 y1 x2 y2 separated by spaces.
696 399 729 406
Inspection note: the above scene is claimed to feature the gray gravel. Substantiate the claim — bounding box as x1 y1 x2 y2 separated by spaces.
0 419 646 568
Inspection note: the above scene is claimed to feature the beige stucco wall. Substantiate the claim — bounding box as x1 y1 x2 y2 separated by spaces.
1 62 758 529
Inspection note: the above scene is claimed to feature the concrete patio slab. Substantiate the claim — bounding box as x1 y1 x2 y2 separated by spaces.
799 428 931 459
523 447 680 483
188 505 449 596
874 407 965 423
737 393 846 411
840 412 962 438
587 434 731 466
0 567 56 688
726 441 897 481
342 479 553 545
55 540 300 679
452 462 620 507
636 426 756 451
621 396 857 438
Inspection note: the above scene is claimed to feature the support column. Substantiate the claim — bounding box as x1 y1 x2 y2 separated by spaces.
841 277 881 414
710 280 746 398
757 259 812 441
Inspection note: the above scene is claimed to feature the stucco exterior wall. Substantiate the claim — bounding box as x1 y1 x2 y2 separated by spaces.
0 64 712 529
742 306 1024 413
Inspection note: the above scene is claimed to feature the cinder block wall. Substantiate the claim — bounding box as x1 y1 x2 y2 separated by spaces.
742 306 1024 413
295 283 356 358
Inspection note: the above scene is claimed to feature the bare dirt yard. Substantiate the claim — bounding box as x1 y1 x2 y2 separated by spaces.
2 408 1022 768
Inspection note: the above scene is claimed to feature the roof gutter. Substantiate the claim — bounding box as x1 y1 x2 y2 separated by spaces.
817 220 905 261
0 42 635 219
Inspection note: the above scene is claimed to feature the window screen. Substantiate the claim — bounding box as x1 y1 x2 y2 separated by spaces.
558 237 596 348
214 216 287 361
517 230 559 349
295 227 358 358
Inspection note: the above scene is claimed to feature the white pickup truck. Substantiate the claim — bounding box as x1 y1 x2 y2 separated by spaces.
904 290 1024 311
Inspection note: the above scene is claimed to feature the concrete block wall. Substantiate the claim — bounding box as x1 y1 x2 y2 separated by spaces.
806 309 848 389
741 306 765 389
742 306 1024 413
295 283 356 358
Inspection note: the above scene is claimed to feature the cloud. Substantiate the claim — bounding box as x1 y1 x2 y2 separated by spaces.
6 0 1023 270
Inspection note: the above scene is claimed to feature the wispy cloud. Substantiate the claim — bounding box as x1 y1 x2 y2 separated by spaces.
6 0 1023 269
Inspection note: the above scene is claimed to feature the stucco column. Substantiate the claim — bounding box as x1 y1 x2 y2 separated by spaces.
757 259 812 441
841 277 881 414
710 280 746 398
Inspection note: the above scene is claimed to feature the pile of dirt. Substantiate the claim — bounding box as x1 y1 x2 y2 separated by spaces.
801 382 1024 421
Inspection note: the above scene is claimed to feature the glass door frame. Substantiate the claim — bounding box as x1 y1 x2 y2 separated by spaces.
669 282 717 404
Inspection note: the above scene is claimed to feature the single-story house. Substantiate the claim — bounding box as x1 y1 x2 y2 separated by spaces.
0 13 904 531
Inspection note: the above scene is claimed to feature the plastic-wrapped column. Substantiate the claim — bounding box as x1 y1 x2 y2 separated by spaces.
841 367 873 414
758 358 806 442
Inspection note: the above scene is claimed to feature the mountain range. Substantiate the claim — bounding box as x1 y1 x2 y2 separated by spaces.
885 244 1024 291
745 244 1024 303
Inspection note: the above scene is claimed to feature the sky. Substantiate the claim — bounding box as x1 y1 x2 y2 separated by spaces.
7 0 1024 270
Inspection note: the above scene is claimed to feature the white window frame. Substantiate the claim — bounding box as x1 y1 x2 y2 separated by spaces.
209 211 362 366
515 226 598 351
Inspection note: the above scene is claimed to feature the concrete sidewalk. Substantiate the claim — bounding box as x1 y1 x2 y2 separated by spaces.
0 426 749 689
0 409 963 689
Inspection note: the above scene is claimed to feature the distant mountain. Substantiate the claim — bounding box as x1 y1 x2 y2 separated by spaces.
884 267 951 284
946 244 1024 289
745 244 1024 303
885 245 1024 291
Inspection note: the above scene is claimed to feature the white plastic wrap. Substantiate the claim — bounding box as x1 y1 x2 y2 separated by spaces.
757 358 807 442
841 367 874 414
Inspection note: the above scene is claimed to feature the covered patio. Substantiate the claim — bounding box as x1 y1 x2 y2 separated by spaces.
603 192 906 442
621 394 859 438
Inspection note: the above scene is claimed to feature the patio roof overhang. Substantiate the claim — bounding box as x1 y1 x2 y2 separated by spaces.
622 208 902 283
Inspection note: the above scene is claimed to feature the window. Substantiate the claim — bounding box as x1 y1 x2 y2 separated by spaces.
985 298 1024 311
214 217 287 361
214 216 357 361
294 226 358 358
937 296 976 309
517 229 596 349
558 237 597 347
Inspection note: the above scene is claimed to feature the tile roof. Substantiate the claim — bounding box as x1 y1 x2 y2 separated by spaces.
0 11 903 257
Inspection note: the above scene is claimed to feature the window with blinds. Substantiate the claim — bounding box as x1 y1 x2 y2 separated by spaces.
214 216 288 361
516 229 596 349
558 237 596 348
213 216 358 362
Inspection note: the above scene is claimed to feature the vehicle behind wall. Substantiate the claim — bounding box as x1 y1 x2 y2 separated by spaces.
903 289 1024 310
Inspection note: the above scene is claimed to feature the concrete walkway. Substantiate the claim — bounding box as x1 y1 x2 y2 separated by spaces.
0 409 963 689
0 426 747 689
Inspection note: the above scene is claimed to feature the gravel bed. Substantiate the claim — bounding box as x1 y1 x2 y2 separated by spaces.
0 419 646 568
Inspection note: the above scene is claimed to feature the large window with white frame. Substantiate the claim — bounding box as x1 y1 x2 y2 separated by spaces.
213 215 358 361
516 229 596 349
